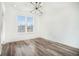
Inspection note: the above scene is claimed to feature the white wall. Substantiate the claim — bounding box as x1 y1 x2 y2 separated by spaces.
0 3 3 43
1 2 79 48
0 3 1 42
0 3 1 53
39 2 79 48
0 2 4 54
1 3 41 43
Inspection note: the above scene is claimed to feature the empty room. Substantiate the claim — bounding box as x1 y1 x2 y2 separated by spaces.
0 2 79 56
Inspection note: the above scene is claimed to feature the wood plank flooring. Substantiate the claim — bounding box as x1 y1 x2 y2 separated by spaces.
1 38 79 56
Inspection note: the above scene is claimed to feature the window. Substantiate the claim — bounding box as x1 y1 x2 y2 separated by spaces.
17 16 25 32
16 16 33 32
27 16 33 32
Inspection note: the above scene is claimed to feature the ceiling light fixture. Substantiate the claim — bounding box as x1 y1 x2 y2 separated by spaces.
30 2 43 16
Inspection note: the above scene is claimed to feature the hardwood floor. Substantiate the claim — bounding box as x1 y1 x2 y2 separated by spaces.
1 38 79 56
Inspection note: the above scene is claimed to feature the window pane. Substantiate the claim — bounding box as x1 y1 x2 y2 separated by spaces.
18 25 25 32
27 16 33 32
17 16 25 32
